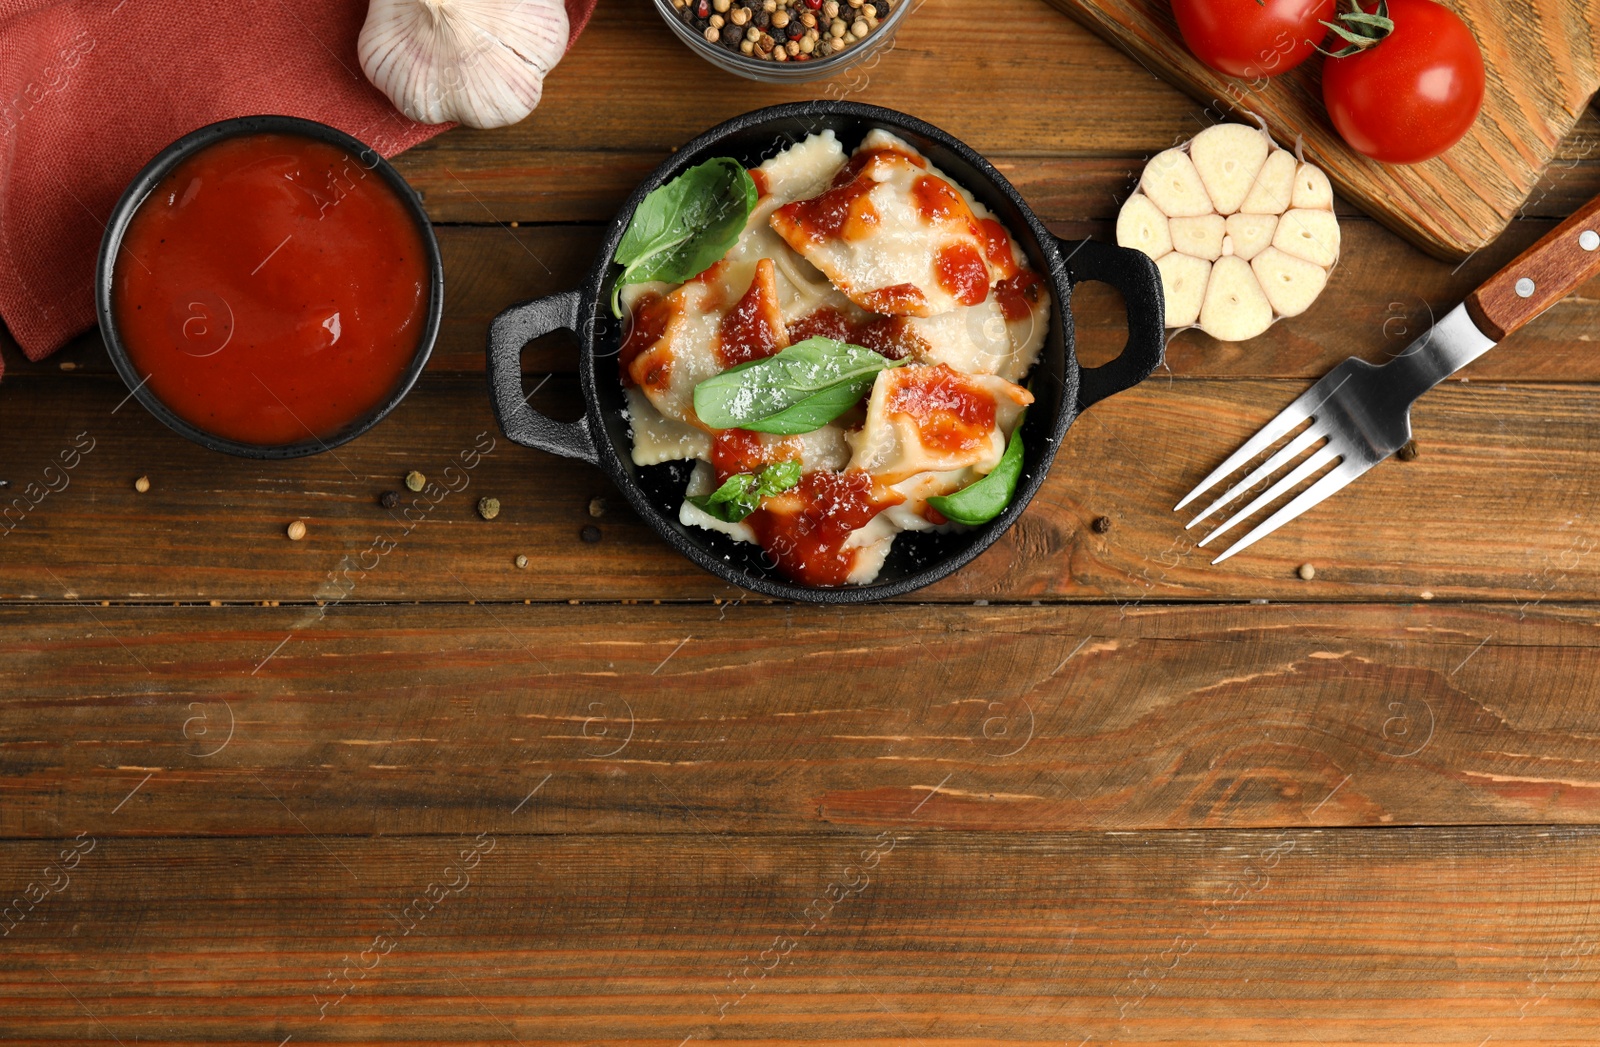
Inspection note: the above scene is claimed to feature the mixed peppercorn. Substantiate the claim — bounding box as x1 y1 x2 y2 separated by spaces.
672 0 895 62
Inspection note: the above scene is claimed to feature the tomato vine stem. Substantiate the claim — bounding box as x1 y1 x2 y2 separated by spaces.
1313 0 1394 58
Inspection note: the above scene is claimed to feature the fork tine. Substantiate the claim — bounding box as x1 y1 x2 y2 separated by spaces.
1210 457 1373 564
1172 369 1355 512
1173 400 1314 512
1184 423 1326 530
1196 445 1339 548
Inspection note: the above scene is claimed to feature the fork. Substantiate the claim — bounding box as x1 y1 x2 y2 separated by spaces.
1177 192 1600 564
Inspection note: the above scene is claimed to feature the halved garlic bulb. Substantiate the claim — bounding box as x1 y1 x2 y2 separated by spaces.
1118 123 1340 342
359 0 569 130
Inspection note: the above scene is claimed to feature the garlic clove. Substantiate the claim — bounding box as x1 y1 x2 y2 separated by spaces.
1291 163 1335 210
1251 247 1329 317
1140 148 1213 218
1188 123 1270 215
1156 252 1211 328
1158 249 1203 328
359 0 569 130
1168 213 1226 261
1116 193 1173 259
1199 256 1274 342
1273 208 1341 268
1224 212 1277 262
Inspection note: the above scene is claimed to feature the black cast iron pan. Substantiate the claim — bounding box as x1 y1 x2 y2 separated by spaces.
487 101 1164 603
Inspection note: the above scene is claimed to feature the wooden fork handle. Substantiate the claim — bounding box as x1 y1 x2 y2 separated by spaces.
1465 193 1600 341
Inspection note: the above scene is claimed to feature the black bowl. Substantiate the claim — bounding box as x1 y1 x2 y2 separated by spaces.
487 101 1164 603
95 115 444 459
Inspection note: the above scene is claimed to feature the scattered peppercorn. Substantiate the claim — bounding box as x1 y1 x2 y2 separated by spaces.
478 496 501 521
134 475 151 493
1092 515 1112 534
380 490 400 509
580 525 602 544
404 470 425 492
515 554 529 569
1298 563 1315 581
287 520 307 541
1397 440 1419 461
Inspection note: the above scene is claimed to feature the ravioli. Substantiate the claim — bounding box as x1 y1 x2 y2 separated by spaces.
624 387 710 466
848 364 1033 484
770 131 999 318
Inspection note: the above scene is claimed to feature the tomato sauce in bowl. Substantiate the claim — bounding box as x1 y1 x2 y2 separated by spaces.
99 117 441 457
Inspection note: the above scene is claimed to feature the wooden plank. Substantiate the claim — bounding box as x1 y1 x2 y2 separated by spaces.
385 0 1600 240
387 0 1200 219
6 213 1600 383
0 828 1596 1043
4 602 1600 837
3 374 1600 603
1044 0 1600 260
393 145 1600 227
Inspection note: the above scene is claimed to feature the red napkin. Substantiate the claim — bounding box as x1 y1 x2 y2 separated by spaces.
0 0 596 377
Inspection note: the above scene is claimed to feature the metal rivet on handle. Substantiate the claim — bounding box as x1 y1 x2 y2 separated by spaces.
1515 277 1536 298
1581 230 1600 252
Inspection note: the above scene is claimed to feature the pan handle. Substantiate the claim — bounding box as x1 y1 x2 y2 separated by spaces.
1055 238 1166 412
486 289 600 465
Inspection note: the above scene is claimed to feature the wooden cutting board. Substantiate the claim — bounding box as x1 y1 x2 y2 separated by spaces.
1044 0 1600 260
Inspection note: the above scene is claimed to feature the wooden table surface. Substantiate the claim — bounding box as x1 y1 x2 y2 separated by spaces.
4 2 1600 1042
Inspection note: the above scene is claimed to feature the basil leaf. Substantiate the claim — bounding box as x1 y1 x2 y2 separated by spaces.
688 474 759 523
694 337 902 435
754 458 803 497
688 460 802 523
926 412 1027 526
610 157 757 317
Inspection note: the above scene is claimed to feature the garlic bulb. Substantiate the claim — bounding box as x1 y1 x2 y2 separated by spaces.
359 0 569 130
1117 123 1340 342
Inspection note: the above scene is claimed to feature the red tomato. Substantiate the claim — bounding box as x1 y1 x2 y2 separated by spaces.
1171 0 1336 79
1322 0 1485 164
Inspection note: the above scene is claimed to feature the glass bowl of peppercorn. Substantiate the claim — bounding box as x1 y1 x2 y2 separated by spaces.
656 0 909 82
